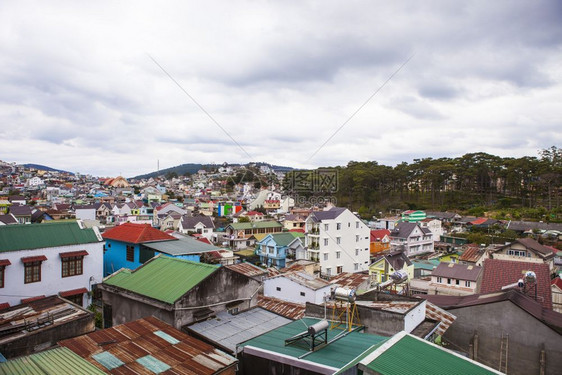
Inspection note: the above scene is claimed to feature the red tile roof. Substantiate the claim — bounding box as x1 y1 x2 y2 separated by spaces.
370 229 391 242
102 223 177 244
470 217 488 225
481 259 552 309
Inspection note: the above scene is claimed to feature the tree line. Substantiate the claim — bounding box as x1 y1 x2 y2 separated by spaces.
286 147 562 220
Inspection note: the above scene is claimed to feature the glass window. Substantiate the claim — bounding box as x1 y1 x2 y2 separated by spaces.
24 261 42 284
336 251 341 259
336 223 341 230
324 224 329 231
336 237 341 244
324 238 329 246
62 256 84 277
324 253 329 261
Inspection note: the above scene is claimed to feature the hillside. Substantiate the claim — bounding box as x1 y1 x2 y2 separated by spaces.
132 162 293 180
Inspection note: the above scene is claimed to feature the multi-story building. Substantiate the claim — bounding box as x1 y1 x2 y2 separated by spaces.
389 222 434 257
0 221 104 308
303 207 370 276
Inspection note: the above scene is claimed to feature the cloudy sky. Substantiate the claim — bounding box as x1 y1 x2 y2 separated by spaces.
1 1 561 177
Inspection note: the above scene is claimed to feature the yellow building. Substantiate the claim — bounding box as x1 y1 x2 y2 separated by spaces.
369 250 414 292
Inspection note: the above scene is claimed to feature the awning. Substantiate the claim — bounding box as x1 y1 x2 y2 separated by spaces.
60 287 88 298
59 250 89 258
0 259 11 266
21 255 47 263
21 295 46 304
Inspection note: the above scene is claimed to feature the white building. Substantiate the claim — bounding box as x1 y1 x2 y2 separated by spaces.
0 221 104 308
25 176 44 187
419 218 444 242
303 207 370 276
263 272 332 304
74 205 97 221
389 222 434 257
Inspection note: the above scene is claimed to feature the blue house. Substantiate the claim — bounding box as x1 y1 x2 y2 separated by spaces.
102 223 177 276
256 232 304 268
102 223 223 276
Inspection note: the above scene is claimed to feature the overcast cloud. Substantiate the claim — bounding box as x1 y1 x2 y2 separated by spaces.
1 0 561 176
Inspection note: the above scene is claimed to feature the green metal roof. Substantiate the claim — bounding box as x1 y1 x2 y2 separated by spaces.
142 234 220 255
0 221 101 252
240 318 387 370
360 333 500 375
228 221 283 230
0 347 105 375
258 232 301 247
103 256 218 304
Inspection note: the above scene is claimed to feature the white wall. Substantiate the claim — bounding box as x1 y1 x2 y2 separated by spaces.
404 299 427 333
1 242 104 307
264 276 331 304
75 208 96 221
316 210 371 275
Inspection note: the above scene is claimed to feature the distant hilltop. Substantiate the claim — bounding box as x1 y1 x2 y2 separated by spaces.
23 164 74 175
132 162 294 180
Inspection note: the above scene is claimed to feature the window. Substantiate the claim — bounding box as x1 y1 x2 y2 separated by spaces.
336 223 341 230
356 235 360 242
107 243 111 248
326 268 332 276
355 249 359 256
126 245 135 262
455 279 460 285
324 224 329 231
447 278 451 285
0 266 5 288
276 287 281 291
336 251 341 259
356 221 360 228
25 262 42 284
324 238 329 246
354 263 359 271
465 281 471 287
103 245 107 254
437 277 442 283
300 291 306 296
324 253 329 261
336 237 341 244
337 266 343 274
65 293 83 306
62 256 84 277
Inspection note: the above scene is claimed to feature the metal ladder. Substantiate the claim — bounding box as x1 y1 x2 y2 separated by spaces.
499 333 509 373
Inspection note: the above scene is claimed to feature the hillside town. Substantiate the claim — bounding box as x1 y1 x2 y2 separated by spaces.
0 159 561 375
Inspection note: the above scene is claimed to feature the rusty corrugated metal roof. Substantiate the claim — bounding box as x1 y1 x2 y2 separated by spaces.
58 316 237 374
329 272 370 290
424 301 456 336
257 295 305 320
226 262 267 278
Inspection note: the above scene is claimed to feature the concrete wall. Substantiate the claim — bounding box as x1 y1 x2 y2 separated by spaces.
305 302 404 337
102 288 174 328
0 312 95 358
264 276 331 304
174 267 261 328
444 300 562 375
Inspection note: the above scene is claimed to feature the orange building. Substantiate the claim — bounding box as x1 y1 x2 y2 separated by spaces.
370 229 391 256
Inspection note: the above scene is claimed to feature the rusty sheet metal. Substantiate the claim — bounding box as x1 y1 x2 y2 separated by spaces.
329 272 370 290
59 316 237 374
226 262 267 278
424 301 456 336
257 295 305 320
